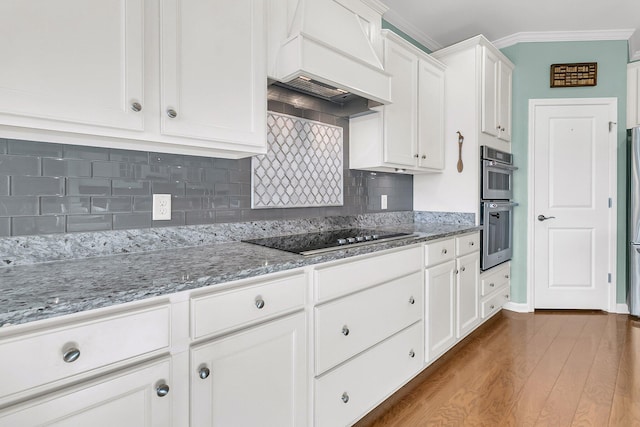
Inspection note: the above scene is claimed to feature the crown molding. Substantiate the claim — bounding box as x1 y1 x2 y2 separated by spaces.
492 29 636 49
382 9 442 52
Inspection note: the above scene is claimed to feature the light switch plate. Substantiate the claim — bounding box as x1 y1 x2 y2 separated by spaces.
152 194 172 220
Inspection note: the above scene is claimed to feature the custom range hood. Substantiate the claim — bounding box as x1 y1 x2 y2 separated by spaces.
267 0 391 106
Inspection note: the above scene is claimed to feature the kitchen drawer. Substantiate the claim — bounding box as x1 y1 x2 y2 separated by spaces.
456 232 480 257
0 304 170 402
481 286 510 319
191 272 305 340
315 322 423 427
315 271 422 375
314 246 422 302
424 238 455 267
480 262 510 297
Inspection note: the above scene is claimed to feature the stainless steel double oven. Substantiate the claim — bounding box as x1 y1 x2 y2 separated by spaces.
480 146 517 271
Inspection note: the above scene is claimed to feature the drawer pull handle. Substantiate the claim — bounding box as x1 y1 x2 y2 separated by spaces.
198 367 211 380
341 392 350 404
409 296 415 305
255 298 265 309
130 102 142 112
166 108 178 119
461 266 466 272
455 269 459 275
156 384 170 397
62 348 81 363
442 248 448 255
342 326 350 336
505 274 510 279
489 283 495 287
490 304 495 310
409 350 415 358
469 241 475 246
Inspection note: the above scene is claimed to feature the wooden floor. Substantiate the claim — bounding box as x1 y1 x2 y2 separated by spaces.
356 311 640 427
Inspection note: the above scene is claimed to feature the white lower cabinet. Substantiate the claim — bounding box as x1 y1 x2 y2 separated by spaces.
425 260 456 361
425 232 480 364
190 312 307 427
0 357 172 427
479 261 511 319
456 252 480 338
314 322 423 427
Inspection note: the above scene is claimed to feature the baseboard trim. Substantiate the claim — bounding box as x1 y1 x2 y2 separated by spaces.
616 303 630 314
503 302 531 313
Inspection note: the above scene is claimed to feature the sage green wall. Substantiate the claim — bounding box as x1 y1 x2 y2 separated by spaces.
500 40 629 305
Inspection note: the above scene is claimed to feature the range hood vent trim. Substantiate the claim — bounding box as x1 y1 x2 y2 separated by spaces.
268 0 392 105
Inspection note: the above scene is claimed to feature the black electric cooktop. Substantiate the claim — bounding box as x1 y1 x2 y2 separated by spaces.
242 228 416 256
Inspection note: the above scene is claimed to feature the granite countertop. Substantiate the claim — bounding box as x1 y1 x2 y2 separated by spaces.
0 222 480 328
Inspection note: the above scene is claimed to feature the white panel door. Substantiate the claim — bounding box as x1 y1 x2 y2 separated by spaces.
190 312 307 427
0 359 171 427
160 0 266 147
383 37 418 167
532 100 615 309
0 0 144 131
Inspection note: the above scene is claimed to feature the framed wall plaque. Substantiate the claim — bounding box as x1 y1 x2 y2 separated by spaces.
550 62 597 87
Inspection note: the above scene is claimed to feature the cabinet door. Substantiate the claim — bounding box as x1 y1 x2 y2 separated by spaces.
160 0 266 148
383 37 418 167
417 58 445 170
456 252 480 338
481 46 500 138
0 0 144 132
497 62 512 142
0 359 171 427
425 260 456 362
191 312 307 427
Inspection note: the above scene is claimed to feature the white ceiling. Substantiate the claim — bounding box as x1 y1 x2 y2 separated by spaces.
380 0 640 59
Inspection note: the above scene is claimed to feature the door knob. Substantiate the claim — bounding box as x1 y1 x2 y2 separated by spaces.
537 214 556 222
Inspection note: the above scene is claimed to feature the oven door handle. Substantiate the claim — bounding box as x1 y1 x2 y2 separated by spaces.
486 201 519 208
483 160 519 171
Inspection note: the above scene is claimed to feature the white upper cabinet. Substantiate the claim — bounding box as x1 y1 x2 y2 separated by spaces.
160 0 266 148
0 0 145 132
481 46 513 142
0 0 267 159
349 30 446 174
628 62 640 128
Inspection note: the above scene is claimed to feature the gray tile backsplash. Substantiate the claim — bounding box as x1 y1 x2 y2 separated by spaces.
0 101 413 236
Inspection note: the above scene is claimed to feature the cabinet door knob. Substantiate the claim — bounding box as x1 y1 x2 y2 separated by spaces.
501 127 506 132
156 384 170 397
409 349 415 358
421 155 427 159
414 154 419 158
198 367 211 380
341 392 350 403
409 296 415 305
505 274 510 279
461 266 466 272
490 304 495 310
442 248 447 255
255 298 265 309
489 283 495 287
505 294 510 299
166 108 178 119
496 125 501 130
62 347 81 363
469 241 475 246
455 269 459 275
342 326 350 336
130 102 142 112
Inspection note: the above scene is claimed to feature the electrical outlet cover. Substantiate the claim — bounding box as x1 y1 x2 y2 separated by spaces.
152 194 172 220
